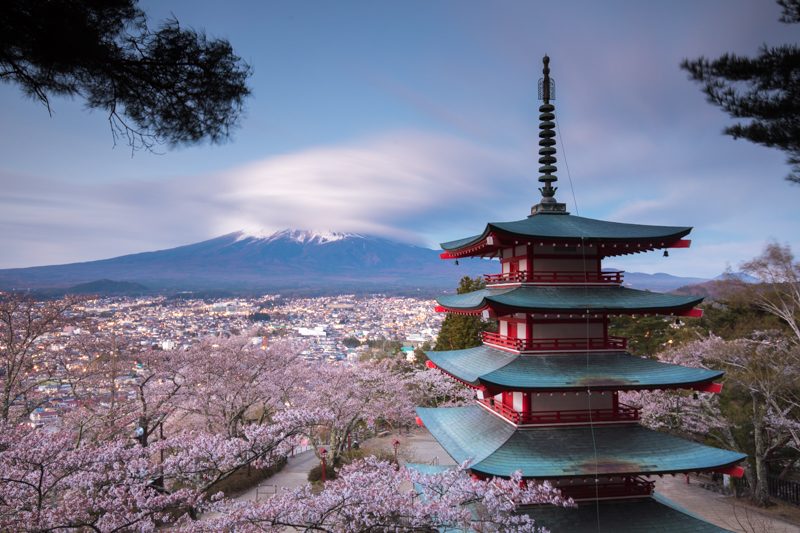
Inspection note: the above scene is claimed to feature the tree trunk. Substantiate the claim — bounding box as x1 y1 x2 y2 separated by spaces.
751 395 771 506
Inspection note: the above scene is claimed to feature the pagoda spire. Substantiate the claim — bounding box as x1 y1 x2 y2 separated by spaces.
531 55 568 216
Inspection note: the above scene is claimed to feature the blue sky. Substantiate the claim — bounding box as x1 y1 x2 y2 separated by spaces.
1 0 798 277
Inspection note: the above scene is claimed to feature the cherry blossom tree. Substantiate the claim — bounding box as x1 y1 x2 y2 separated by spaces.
174 336 306 438
0 294 81 423
407 366 475 407
192 457 573 532
625 335 800 506
160 408 323 498
299 361 415 466
0 421 196 532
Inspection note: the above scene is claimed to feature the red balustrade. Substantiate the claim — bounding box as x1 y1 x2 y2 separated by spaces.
478 397 640 425
481 332 627 352
484 271 623 285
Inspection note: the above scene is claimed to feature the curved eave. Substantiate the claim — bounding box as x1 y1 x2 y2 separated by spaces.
440 215 692 258
436 286 704 315
425 346 724 392
417 405 747 480
524 496 731 532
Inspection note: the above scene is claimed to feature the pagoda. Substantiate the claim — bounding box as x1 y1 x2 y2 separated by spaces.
417 56 747 531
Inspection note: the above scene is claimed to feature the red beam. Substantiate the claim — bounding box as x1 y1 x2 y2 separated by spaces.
434 305 446 313
425 360 437 370
694 382 723 394
714 465 745 478
681 308 704 318
670 239 692 248
439 251 455 259
415 416 424 428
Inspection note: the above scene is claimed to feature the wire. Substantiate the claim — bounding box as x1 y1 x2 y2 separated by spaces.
557 116 602 532
556 118 580 217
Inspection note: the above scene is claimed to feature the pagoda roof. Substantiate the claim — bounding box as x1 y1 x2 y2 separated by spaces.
441 214 691 253
416 405 746 479
436 286 703 314
524 495 730 532
426 346 723 391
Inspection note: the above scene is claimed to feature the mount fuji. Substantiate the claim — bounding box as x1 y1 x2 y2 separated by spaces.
0 230 490 294
0 229 718 295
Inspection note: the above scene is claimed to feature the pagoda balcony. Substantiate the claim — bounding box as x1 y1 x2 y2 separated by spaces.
557 476 655 501
483 270 624 285
481 332 628 352
478 397 641 426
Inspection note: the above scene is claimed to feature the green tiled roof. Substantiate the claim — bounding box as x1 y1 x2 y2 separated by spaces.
426 346 723 390
406 465 730 532
524 496 730 532
441 214 691 251
417 405 746 478
436 286 703 313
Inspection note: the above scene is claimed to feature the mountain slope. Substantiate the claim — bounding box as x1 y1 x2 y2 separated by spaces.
0 229 715 294
0 230 490 292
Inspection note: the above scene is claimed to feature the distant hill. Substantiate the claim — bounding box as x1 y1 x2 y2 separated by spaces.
0 229 720 295
67 279 150 295
619 272 709 293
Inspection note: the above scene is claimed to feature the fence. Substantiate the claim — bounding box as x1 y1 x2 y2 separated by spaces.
714 473 800 507
768 476 800 506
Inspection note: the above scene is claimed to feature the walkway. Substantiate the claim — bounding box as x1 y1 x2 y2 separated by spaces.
234 447 319 503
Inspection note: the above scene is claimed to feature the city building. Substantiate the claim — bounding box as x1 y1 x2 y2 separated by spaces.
417 56 747 531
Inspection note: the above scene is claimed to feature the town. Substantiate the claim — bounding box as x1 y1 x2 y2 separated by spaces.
29 295 443 427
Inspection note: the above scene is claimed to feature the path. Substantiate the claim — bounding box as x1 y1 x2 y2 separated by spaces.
234 448 319 503
655 475 800 533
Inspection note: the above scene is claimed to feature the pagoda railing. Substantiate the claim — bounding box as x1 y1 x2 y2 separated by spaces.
484 271 623 285
478 398 640 425
481 332 627 352
558 476 654 501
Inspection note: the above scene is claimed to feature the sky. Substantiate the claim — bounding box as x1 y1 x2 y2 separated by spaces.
1 0 798 278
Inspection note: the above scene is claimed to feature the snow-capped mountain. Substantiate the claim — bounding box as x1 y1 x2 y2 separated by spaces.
0 229 719 295
0 230 488 293
237 228 363 245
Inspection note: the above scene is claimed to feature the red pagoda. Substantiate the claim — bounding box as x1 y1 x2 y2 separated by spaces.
417 56 746 531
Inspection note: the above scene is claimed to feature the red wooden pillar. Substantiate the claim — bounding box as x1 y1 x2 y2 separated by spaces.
521 392 531 422
526 244 533 282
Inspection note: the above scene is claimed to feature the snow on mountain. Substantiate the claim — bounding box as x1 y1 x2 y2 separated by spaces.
236 228 363 244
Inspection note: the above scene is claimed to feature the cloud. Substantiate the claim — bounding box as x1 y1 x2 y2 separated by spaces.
0 131 527 268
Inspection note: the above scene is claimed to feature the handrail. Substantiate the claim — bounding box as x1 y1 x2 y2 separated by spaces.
478 398 640 425
481 332 628 352
484 270 623 284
